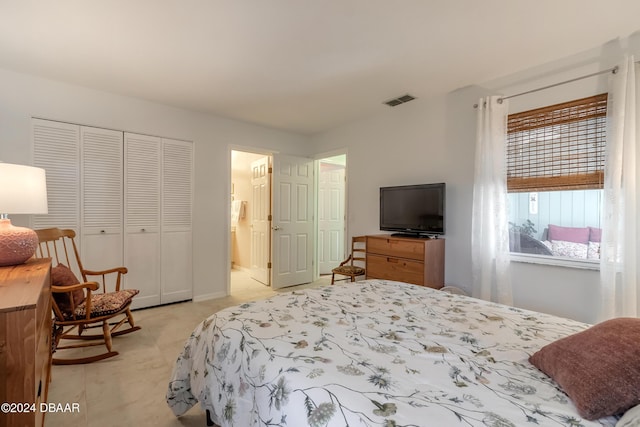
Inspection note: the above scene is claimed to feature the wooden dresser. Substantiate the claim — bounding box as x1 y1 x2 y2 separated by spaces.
366 234 444 288
0 258 52 427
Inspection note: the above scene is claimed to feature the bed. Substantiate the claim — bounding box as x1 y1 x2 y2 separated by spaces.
166 279 639 426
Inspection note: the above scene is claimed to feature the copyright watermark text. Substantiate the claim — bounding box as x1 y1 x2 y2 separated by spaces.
1 402 80 413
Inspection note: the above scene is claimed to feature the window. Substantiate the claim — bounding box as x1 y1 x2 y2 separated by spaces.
506 94 607 262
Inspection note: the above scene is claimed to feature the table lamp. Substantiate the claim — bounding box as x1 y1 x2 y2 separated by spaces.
0 163 48 267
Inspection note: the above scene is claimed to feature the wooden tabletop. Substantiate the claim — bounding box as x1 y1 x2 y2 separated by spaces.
0 258 51 313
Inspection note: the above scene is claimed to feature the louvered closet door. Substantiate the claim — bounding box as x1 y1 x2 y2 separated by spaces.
124 133 161 309
80 126 124 272
32 119 81 232
161 138 193 304
32 119 83 274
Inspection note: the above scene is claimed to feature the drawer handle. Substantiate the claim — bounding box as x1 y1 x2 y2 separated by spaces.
387 257 399 263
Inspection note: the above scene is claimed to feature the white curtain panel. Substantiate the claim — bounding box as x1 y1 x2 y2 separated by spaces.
471 96 512 305
599 56 640 320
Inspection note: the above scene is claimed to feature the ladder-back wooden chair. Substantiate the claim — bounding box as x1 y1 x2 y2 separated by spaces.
35 228 141 364
331 236 366 284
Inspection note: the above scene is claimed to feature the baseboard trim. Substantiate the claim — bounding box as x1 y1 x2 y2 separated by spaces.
193 291 227 302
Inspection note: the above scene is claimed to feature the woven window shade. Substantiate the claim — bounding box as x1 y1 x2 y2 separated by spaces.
506 93 608 192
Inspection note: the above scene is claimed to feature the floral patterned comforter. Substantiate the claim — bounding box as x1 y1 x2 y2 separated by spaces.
166 279 617 426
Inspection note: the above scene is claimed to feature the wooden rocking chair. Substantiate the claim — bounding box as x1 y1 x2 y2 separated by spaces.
331 236 366 284
35 228 141 365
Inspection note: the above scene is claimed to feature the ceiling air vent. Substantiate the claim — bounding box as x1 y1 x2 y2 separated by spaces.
384 94 416 107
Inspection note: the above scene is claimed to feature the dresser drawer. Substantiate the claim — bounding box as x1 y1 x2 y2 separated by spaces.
366 254 425 286
367 236 425 260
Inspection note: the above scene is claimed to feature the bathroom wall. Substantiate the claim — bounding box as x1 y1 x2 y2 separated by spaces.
231 150 265 269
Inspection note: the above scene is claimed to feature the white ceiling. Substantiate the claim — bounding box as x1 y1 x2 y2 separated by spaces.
1 1 639 135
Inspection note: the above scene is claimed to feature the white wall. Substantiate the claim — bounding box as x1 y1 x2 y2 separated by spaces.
0 67 311 302
312 87 488 304
312 35 640 324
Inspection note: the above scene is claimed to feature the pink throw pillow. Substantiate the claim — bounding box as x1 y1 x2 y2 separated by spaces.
548 224 590 244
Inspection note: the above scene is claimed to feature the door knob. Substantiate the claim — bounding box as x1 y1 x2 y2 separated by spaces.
272 225 281 230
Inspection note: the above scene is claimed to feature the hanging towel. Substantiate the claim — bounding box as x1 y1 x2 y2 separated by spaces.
231 200 245 227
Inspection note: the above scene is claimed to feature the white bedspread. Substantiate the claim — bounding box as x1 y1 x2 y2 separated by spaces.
167 279 617 426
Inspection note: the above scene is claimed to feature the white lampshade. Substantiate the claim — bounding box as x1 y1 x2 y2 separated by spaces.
0 163 48 214
0 163 48 267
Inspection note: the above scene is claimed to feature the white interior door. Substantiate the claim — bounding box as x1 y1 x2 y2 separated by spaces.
250 156 271 285
318 162 345 274
271 154 314 289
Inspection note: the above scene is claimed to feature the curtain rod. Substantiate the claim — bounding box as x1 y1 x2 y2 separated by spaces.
473 65 619 108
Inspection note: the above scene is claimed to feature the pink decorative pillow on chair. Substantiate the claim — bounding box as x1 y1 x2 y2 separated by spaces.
51 264 86 315
547 224 590 244
589 227 602 243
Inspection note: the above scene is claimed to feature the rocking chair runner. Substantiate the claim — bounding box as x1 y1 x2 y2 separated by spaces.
35 228 141 365
331 236 366 284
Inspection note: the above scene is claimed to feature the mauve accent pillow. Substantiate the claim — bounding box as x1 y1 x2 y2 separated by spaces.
51 264 86 314
589 226 602 243
547 224 590 244
529 318 640 420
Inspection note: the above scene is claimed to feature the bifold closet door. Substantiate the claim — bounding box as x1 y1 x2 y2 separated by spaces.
124 133 162 309
32 119 81 233
160 138 193 304
32 119 192 308
33 120 123 272
80 126 124 271
32 119 83 274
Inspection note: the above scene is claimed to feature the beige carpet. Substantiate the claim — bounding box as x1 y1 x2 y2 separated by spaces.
45 270 330 427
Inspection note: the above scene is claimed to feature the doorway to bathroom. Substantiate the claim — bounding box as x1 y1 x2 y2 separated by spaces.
230 150 270 295
230 149 347 295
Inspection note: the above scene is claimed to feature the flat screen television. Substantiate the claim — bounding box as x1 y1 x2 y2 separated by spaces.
380 183 445 237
